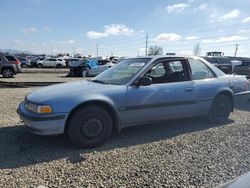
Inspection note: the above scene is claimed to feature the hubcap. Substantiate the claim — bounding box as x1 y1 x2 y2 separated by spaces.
3 70 12 77
80 118 103 139
216 101 228 118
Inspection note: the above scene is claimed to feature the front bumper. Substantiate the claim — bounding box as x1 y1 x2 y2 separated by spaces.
17 102 68 135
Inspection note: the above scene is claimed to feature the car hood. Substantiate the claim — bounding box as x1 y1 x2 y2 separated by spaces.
26 80 120 103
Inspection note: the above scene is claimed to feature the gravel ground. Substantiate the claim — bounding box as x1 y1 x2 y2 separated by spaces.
0 75 250 188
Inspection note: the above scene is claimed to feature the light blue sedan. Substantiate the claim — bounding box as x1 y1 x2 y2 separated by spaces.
18 56 250 148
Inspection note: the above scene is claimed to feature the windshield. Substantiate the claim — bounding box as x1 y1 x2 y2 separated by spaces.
92 58 151 85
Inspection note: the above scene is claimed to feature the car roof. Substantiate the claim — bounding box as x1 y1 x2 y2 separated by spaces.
126 55 198 62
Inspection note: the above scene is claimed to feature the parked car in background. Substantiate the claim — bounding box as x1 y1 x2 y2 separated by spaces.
86 59 114 76
0 53 21 78
203 56 233 74
37 58 66 68
68 58 87 77
17 57 31 68
234 60 250 78
30 57 46 67
18 56 250 148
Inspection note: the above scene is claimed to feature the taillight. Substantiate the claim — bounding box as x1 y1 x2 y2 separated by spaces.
15 60 21 66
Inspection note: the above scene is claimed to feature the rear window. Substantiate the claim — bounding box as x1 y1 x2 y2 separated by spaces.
5 56 16 61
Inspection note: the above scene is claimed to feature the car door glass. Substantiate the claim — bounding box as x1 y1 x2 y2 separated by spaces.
145 60 187 84
189 59 215 80
148 63 166 78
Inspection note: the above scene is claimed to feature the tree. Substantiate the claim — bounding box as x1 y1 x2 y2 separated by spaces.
193 43 201 56
148 45 163 56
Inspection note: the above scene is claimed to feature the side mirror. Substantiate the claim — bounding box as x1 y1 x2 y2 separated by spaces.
135 76 152 86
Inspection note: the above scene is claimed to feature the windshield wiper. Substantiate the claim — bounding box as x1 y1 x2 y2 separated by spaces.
91 79 109 84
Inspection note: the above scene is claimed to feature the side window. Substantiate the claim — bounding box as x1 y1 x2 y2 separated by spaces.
0 57 2 63
5 56 16 61
145 60 188 84
148 63 166 78
189 59 215 80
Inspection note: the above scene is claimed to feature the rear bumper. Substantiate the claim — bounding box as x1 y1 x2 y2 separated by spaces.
234 91 250 105
17 102 68 135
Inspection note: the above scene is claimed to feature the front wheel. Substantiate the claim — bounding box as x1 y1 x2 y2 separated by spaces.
67 105 113 148
208 94 232 124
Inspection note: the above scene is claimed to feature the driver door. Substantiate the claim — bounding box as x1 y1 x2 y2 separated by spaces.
125 59 196 125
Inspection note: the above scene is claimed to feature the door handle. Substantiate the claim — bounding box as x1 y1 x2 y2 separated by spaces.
185 87 193 92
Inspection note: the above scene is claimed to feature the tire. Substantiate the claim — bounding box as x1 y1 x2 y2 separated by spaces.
67 105 113 148
208 94 232 124
56 64 62 68
2 68 14 78
85 68 90 77
37 64 43 68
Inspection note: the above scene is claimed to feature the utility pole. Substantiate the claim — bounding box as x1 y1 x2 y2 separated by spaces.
96 42 99 57
234 44 239 57
145 33 148 56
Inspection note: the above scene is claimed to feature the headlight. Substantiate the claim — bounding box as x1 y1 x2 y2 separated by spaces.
25 103 53 114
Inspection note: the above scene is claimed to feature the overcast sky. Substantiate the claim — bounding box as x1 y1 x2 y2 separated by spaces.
0 0 250 57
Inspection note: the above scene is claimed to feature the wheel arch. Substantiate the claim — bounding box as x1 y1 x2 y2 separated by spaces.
215 89 234 111
65 100 121 134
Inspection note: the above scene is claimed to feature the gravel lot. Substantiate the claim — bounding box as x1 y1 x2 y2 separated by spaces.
0 73 250 188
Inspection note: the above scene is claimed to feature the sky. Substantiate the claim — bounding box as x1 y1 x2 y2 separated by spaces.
0 0 250 57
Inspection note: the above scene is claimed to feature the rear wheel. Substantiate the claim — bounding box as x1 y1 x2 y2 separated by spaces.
2 68 14 78
37 64 43 68
56 64 63 68
208 94 232 124
67 105 113 148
